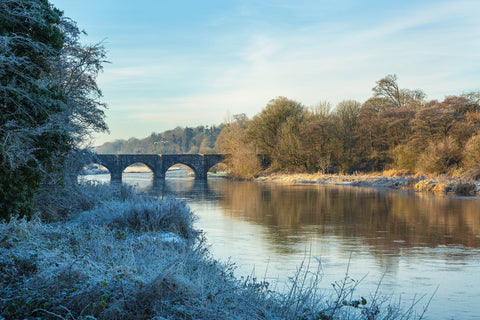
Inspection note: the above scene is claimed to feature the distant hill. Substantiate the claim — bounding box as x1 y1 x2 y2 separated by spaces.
95 125 224 154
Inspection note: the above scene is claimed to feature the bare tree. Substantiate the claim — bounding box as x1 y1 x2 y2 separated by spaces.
372 74 402 108
372 74 426 109
51 18 109 146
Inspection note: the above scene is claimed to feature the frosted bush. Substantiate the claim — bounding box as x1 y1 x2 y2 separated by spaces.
72 196 198 240
35 180 137 221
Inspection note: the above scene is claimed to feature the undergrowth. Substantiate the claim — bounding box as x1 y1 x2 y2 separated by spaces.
1 183 431 319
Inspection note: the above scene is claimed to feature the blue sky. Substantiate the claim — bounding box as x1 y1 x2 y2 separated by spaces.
50 0 480 145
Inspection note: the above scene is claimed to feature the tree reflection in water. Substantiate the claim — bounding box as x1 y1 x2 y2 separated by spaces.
213 181 480 251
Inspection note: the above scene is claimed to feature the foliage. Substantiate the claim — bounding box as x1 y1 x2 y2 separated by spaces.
0 0 108 220
33 20 109 220
215 114 261 179
246 97 306 171
372 74 403 109
77 196 199 240
0 189 205 319
412 101 462 147
35 178 136 221
301 108 335 172
417 137 462 174
0 0 69 219
390 144 417 171
451 182 477 196
462 133 480 170
331 100 362 173
51 17 109 146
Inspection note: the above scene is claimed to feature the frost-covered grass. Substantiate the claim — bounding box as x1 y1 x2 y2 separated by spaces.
1 183 429 319
35 181 138 222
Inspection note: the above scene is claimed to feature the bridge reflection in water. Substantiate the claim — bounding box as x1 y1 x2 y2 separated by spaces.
90 154 225 182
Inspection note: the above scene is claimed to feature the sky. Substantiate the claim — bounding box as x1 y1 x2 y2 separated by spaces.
49 0 480 145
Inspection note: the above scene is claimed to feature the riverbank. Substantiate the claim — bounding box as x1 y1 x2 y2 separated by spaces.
254 171 480 196
0 182 430 319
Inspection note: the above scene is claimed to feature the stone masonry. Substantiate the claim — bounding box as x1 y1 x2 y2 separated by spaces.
92 154 225 182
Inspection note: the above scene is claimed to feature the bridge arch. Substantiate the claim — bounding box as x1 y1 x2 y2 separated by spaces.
164 163 197 179
122 162 155 176
77 163 111 184
86 155 122 180
162 154 205 180
122 162 154 173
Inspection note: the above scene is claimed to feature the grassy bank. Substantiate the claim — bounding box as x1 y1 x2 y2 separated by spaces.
254 171 480 196
1 183 430 319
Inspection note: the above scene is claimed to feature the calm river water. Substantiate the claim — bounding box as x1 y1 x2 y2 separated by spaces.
83 171 480 320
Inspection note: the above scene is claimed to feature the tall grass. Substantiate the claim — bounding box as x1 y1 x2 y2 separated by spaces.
1 183 430 319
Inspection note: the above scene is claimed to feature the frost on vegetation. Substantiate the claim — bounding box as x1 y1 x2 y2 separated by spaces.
413 177 478 195
0 210 269 319
1 0 109 220
0 196 202 319
0 183 431 319
34 180 137 222
73 196 198 241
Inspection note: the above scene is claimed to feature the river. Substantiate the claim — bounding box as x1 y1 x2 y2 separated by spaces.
81 171 480 320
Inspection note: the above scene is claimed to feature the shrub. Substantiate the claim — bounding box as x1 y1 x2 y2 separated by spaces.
391 144 418 171
463 167 480 180
35 180 136 222
414 179 437 192
229 142 262 179
416 137 462 174
75 197 198 241
413 178 452 193
462 133 480 170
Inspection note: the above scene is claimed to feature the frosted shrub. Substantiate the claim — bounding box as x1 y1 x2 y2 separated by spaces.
75 196 198 240
35 181 137 221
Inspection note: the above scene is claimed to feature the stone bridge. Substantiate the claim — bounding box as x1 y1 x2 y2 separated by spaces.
90 154 225 182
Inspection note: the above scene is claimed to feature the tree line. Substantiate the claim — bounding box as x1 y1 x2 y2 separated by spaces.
96 125 223 154
215 75 480 179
